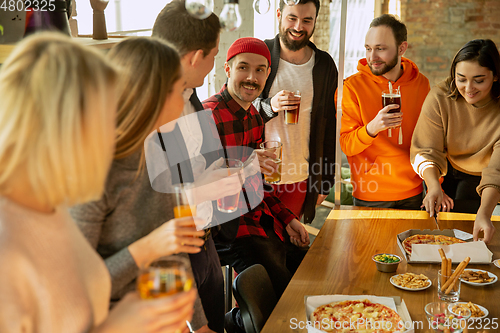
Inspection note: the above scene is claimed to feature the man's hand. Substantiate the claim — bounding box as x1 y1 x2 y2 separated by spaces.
270 90 300 113
194 158 243 203
286 219 310 247
254 149 279 176
366 104 402 137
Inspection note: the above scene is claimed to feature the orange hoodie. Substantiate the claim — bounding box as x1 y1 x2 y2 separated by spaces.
340 57 430 201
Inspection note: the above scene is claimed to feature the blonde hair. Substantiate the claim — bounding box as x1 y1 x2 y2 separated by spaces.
0 32 118 207
108 37 181 165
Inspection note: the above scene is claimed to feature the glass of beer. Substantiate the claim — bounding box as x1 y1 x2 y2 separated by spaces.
382 89 402 143
173 183 197 218
137 256 193 299
284 90 301 125
217 158 243 213
259 141 283 184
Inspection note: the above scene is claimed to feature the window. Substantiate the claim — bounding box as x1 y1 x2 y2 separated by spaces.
75 0 171 36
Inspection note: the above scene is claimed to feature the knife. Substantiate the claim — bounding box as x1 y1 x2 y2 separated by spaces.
433 209 440 229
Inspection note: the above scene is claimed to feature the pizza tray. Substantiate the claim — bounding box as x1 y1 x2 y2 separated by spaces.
304 295 414 333
396 229 492 264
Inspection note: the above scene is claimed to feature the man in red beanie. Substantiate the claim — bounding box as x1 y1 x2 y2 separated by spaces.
203 37 310 333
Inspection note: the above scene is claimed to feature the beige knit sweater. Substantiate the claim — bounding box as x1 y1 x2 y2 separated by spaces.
0 197 111 333
411 79 500 195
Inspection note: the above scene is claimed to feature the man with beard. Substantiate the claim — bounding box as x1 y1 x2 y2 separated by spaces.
253 0 337 224
203 37 310 333
339 14 436 209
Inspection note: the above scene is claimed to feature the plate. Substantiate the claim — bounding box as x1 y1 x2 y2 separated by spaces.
460 268 498 286
390 274 432 291
494 259 500 269
448 302 489 320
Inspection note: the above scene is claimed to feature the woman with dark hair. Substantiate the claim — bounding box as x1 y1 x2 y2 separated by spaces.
411 39 500 243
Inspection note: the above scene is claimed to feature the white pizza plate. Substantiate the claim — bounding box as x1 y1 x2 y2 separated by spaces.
448 302 489 320
390 274 432 291
494 259 500 269
460 268 498 286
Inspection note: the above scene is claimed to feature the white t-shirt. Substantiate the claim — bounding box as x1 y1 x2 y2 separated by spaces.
266 51 315 184
177 88 212 225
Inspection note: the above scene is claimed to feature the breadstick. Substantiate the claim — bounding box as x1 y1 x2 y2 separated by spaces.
438 248 447 261
448 258 456 292
439 248 448 285
441 254 448 285
444 257 470 294
441 257 470 291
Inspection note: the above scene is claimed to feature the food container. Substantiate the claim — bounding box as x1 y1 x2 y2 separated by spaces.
305 295 414 333
372 253 401 273
424 301 470 333
396 229 492 264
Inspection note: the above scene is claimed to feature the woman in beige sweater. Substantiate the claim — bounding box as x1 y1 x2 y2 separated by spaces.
411 39 500 243
0 33 195 333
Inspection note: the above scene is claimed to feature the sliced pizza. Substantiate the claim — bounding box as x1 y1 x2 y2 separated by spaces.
402 234 466 255
310 299 403 332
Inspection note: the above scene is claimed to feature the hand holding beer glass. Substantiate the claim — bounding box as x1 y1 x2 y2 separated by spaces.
173 183 197 218
137 256 194 299
216 158 243 213
259 141 283 184
137 256 195 333
285 90 301 125
382 86 403 144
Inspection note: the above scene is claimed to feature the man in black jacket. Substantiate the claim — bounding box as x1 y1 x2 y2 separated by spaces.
253 0 338 225
152 1 225 332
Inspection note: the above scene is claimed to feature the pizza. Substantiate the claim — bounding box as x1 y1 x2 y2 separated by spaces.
310 299 403 332
402 234 466 254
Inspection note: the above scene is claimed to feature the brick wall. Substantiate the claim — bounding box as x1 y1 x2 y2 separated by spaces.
401 0 500 86
312 0 332 51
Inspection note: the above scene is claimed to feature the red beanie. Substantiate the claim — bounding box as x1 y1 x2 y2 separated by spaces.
226 37 271 66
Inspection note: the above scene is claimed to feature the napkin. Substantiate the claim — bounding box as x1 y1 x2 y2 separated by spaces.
410 241 492 263
304 295 414 333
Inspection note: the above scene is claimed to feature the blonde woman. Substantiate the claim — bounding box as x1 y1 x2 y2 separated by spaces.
69 37 221 331
0 33 195 333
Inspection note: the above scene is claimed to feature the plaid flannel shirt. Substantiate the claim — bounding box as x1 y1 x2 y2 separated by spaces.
202 84 296 241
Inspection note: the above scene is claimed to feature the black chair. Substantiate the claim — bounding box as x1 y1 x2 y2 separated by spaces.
222 262 233 313
232 264 278 333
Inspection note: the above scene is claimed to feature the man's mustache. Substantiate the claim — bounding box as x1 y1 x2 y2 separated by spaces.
240 81 260 90
286 28 306 36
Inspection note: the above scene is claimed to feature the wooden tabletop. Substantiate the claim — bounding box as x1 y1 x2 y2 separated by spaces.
261 206 500 332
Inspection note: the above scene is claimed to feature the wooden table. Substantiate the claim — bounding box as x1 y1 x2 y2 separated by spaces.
261 207 500 332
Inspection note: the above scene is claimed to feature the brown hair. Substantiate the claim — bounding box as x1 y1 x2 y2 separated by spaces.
369 14 407 47
108 37 181 165
152 0 220 57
